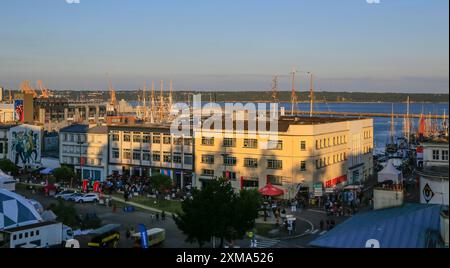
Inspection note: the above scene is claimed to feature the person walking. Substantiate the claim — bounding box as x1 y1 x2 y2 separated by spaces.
319 219 324 231
155 213 160 222
161 211 166 221
326 219 330 230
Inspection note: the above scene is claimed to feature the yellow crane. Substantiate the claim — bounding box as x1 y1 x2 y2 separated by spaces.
20 80 38 98
37 80 53 98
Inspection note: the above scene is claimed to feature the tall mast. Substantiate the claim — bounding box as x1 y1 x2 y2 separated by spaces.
406 96 410 144
290 67 297 116
309 72 314 117
142 81 147 121
390 103 395 145
271 75 279 103
169 80 173 114
151 81 155 123
159 80 164 122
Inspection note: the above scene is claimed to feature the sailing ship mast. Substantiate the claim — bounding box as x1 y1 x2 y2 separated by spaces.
390 103 395 145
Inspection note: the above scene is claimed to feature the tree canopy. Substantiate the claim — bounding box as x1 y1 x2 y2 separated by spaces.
174 179 262 247
150 174 173 192
0 159 19 175
52 165 75 182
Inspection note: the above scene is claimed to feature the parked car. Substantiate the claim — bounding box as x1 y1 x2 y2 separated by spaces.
74 193 100 203
66 193 85 202
54 190 76 200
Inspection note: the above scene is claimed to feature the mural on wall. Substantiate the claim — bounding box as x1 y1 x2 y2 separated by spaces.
14 100 24 122
11 130 40 166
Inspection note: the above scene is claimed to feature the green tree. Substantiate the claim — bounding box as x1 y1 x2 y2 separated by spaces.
52 165 75 183
174 179 262 248
0 159 19 176
51 200 80 228
150 174 173 192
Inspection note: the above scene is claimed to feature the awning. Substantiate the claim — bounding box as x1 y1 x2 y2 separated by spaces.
40 168 54 175
259 183 284 196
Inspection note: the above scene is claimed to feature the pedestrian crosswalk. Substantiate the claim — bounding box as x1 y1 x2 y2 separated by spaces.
254 236 281 248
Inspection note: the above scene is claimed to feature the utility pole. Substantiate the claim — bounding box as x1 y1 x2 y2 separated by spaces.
290 67 298 116
309 72 314 117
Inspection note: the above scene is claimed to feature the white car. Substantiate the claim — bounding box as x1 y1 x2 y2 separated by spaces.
73 193 100 203
55 190 77 200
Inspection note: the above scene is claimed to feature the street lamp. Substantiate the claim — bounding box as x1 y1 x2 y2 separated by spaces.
77 140 84 188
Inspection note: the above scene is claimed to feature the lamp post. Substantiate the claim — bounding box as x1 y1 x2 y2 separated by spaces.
77 141 83 187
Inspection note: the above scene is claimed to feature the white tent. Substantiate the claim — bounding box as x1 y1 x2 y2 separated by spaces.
378 159 403 184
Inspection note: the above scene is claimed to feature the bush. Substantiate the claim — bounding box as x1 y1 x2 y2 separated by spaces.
0 159 19 176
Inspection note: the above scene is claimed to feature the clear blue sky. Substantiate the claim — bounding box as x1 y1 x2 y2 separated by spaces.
0 0 448 92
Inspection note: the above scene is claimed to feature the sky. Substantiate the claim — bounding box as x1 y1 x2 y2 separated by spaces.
0 0 448 93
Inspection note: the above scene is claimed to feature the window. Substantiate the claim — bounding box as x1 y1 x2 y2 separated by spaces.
300 161 306 171
30 231 34 237
333 137 336 145
123 134 131 142
143 151 151 161
244 158 258 168
267 175 283 186
133 135 141 143
19 233 23 239
243 139 258 149
184 138 192 146
152 152 161 162
267 159 283 169
242 178 259 188
300 141 306 151
223 171 237 181
163 135 171 144
112 134 119 142
184 154 193 165
202 169 214 176
316 140 319 149
432 150 440 160
223 138 236 147
112 149 119 159
153 135 161 144
223 155 237 166
163 152 171 163
36 230 39 236
173 137 183 145
143 134 151 143
202 137 214 146
173 153 182 164
133 150 141 160
316 159 320 169
443 150 449 161
123 150 131 159
268 140 283 150
202 155 215 164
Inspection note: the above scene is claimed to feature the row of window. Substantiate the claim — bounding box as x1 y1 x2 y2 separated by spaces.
12 230 40 241
62 156 102 166
204 137 309 151
112 133 192 146
432 150 449 161
61 133 102 143
363 145 373 155
316 152 347 169
316 135 347 150
200 170 283 186
113 149 193 165
363 130 373 139
62 145 102 155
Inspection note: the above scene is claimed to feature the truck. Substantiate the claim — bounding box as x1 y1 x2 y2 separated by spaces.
0 221 74 248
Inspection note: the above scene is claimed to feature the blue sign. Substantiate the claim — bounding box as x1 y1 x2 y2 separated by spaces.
138 224 149 249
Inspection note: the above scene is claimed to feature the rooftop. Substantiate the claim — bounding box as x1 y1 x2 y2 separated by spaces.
60 124 108 134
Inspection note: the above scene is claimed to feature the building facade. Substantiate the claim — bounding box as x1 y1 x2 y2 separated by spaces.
108 124 193 188
194 117 373 198
417 139 449 206
59 125 108 181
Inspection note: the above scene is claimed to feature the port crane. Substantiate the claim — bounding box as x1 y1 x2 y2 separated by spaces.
20 80 38 98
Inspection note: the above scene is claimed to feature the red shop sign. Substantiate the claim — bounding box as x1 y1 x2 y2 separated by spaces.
325 175 347 188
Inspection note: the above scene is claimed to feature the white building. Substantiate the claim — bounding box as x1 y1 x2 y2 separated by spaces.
108 123 194 188
7 124 43 168
0 125 16 159
59 125 108 181
417 139 449 206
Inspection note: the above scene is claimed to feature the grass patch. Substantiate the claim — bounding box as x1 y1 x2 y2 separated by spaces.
113 194 182 214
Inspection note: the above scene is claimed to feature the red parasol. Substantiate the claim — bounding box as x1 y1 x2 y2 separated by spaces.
258 183 285 196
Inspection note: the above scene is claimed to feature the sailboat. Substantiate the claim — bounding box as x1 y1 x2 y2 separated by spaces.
385 103 399 154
